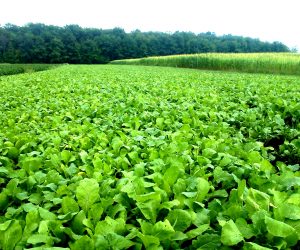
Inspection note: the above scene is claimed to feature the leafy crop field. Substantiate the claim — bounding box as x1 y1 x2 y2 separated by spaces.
111 53 300 76
0 65 300 249
0 64 57 76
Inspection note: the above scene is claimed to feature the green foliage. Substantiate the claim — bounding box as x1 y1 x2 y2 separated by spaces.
0 64 300 249
0 23 290 64
0 220 23 250
76 178 100 213
220 219 244 246
0 64 56 76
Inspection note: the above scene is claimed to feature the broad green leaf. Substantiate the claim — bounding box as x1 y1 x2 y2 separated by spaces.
166 209 192 231
243 242 272 250
27 234 53 245
137 233 160 249
7 147 19 160
62 196 79 214
196 178 210 202
71 210 86 235
88 203 103 225
163 165 180 188
156 117 164 128
213 167 234 186
138 219 154 235
61 150 75 164
62 227 81 241
186 224 209 239
106 203 125 219
106 233 134 249
202 148 217 158
270 190 287 207
259 159 275 174
219 155 232 167
251 210 269 234
6 178 19 196
0 192 9 210
245 188 270 214
286 193 300 206
278 177 300 190
0 220 22 250
16 192 28 201
173 178 186 195
95 233 134 250
192 233 221 249
248 151 262 164
134 163 145 177
0 220 12 231
111 137 123 152
286 220 300 238
76 178 100 212
220 219 243 246
21 157 42 174
160 199 180 210
193 209 210 226
235 218 255 239
94 235 109 250
152 219 175 240
38 220 49 234
39 207 57 221
0 167 9 175
209 189 228 199
23 208 40 238
58 212 76 221
276 203 300 220
265 216 296 237
136 192 161 222
237 179 246 201
79 150 89 163
70 235 94 250
172 231 187 241
182 191 197 198
95 217 126 236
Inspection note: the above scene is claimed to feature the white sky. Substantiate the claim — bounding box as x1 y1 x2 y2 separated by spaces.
0 0 299 50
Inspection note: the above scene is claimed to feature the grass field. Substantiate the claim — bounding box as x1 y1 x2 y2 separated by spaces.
1 65 300 249
111 52 300 75
0 64 57 76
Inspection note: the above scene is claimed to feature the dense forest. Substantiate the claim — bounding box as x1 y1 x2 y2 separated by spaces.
0 23 290 64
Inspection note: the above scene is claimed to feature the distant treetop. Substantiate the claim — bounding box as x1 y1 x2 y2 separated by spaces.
0 23 290 64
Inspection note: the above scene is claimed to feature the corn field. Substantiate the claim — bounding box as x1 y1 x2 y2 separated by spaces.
111 53 300 75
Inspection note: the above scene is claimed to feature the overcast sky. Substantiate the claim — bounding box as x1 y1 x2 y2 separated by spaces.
0 0 299 50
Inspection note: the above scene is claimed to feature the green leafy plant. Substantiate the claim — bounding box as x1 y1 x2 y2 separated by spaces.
0 64 299 249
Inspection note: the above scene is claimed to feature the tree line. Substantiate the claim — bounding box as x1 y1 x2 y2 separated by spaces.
0 23 290 64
